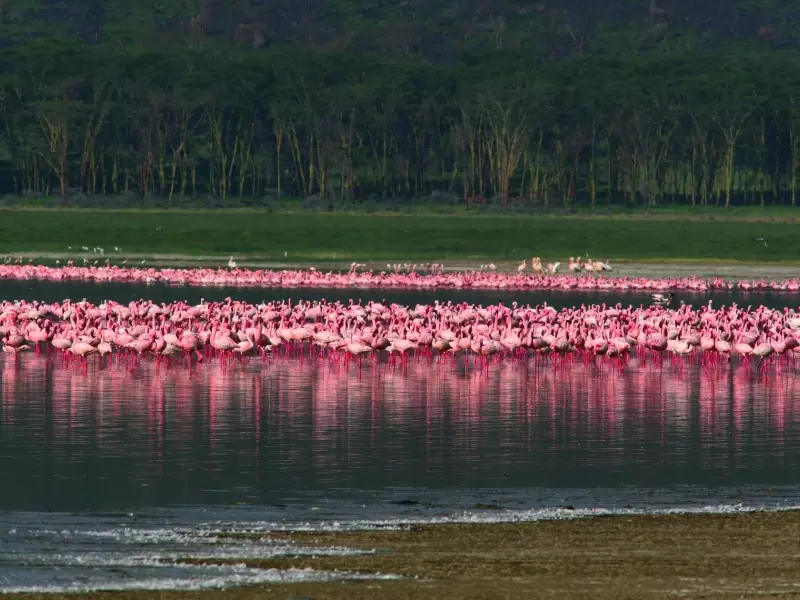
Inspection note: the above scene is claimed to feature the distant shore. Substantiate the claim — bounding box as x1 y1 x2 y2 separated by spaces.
12 509 800 600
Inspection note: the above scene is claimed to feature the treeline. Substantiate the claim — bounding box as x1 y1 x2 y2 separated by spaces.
1 39 799 208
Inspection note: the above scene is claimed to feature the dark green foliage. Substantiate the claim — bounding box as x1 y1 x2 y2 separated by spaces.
0 2 799 209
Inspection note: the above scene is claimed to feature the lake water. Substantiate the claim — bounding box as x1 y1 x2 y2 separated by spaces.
1 279 800 310
4 354 799 513
3 281 800 593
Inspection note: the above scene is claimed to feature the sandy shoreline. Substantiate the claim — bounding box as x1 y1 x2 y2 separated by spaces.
10 509 800 599
2 252 798 281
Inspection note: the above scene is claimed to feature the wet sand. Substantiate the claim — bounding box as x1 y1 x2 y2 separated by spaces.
2 252 798 281
13 510 800 599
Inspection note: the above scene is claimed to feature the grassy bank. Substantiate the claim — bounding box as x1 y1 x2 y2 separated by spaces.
13 510 800 599
0 208 795 262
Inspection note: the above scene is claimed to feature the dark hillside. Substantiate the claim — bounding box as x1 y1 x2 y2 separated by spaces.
2 0 798 57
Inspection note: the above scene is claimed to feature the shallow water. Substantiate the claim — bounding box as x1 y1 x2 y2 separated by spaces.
5 354 800 511
2 353 800 591
1 279 800 310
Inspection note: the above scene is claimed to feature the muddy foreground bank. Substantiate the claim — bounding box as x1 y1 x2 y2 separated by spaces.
12 509 800 600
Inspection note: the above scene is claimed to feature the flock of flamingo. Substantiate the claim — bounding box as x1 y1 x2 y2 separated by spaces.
2 295 799 369
0 262 799 293
1 257 799 372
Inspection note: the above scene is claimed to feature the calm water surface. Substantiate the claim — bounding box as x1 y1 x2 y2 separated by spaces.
2 279 800 310
3 279 800 592
3 355 800 513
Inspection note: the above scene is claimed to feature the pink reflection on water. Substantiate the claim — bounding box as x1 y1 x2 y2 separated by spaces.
0 354 798 465
2 356 19 410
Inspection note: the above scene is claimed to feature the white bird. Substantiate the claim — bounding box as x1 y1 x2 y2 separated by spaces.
651 293 674 305
227 256 237 269
546 262 561 274
517 261 526 273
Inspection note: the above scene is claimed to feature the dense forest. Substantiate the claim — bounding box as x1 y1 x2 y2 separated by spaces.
0 0 798 208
